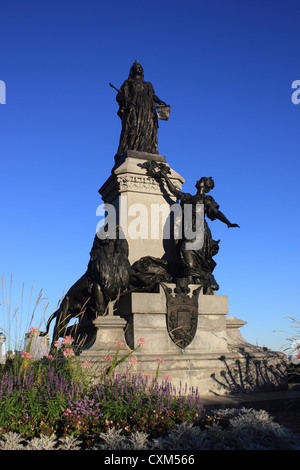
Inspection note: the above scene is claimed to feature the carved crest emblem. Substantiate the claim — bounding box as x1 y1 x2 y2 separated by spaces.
162 281 200 349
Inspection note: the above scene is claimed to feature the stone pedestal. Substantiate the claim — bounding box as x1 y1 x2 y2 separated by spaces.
0 333 6 364
79 285 287 396
99 150 184 264
82 315 128 354
78 151 288 395
24 333 50 360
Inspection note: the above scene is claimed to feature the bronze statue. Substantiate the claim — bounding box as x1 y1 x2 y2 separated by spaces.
112 61 170 161
140 161 240 294
40 227 131 352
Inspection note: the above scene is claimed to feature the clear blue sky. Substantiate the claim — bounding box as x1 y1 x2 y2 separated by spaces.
1 0 300 352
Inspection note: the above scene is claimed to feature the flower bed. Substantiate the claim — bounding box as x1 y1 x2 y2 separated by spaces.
1 332 300 450
0 334 205 447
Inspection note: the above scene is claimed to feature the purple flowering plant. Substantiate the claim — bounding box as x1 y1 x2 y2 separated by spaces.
0 327 205 445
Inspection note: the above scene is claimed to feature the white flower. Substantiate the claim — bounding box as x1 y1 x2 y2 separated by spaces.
290 350 300 365
291 339 300 351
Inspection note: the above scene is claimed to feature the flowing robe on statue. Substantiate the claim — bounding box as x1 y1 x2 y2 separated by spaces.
116 78 161 158
178 193 221 292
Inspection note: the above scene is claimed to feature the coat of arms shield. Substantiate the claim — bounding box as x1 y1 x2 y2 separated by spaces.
162 282 200 349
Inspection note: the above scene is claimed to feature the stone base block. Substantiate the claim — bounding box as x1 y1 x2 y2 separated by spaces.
78 285 287 396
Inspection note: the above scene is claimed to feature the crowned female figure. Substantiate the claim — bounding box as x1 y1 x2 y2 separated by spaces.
115 61 168 160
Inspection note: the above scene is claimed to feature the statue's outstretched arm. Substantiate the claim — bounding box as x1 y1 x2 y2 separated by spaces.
161 172 183 200
216 210 240 228
139 160 184 200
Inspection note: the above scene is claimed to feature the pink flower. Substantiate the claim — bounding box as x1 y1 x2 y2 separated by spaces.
164 375 171 381
29 327 39 337
21 351 32 360
116 341 123 347
45 354 53 361
54 339 61 348
128 356 138 365
82 360 90 367
104 354 112 362
63 348 74 358
156 357 164 363
144 374 152 379
137 337 146 347
62 335 73 346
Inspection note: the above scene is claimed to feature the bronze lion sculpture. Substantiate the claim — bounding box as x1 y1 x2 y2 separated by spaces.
40 226 131 353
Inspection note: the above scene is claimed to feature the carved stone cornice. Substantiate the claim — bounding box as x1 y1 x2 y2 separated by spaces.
117 174 161 194
99 153 184 203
